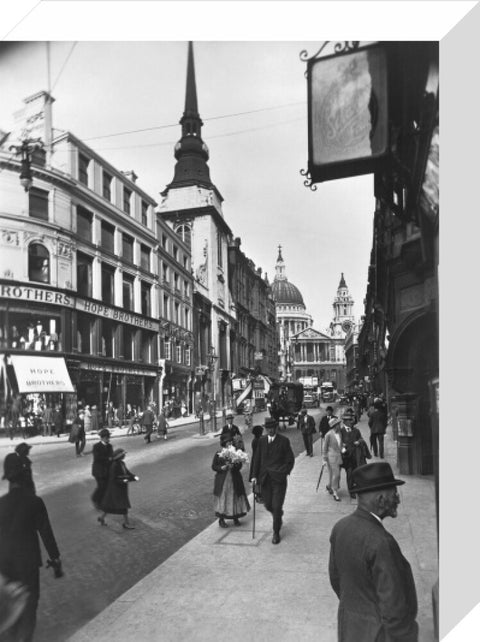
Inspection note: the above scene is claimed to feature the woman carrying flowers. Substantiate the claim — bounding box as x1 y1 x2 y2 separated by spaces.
212 431 250 528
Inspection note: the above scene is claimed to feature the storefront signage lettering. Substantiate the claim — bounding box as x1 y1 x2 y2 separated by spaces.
79 362 157 377
78 299 159 330
0 284 73 307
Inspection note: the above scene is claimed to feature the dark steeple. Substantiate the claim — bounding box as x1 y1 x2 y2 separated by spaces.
338 272 347 289
163 41 215 194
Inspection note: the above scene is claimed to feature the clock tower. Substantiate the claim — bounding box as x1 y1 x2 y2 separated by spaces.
330 273 355 340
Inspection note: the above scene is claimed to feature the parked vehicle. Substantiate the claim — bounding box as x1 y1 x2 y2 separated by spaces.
267 382 304 426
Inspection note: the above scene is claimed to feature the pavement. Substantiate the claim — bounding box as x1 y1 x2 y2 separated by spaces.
0 412 220 450
63 410 438 642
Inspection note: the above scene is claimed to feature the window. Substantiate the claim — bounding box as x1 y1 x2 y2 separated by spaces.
176 224 191 249
100 319 115 357
123 275 134 311
185 308 190 330
141 282 151 316
163 295 169 319
101 263 115 305
123 186 131 214
76 313 92 354
174 273 179 291
122 234 134 262
173 246 178 261
185 347 191 367
140 331 152 362
217 231 223 267
28 243 50 283
164 340 171 360
79 154 90 186
77 206 93 242
174 302 180 325
29 187 49 221
162 264 168 283
77 252 93 297
176 345 182 363
124 326 134 360
103 171 112 200
101 221 115 253
162 234 167 249
140 244 151 271
141 200 148 226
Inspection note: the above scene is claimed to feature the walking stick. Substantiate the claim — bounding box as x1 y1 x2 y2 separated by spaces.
252 480 256 539
316 462 326 493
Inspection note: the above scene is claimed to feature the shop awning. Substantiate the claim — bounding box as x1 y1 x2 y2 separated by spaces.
9 355 74 393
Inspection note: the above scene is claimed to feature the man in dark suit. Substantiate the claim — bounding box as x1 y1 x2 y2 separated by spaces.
251 417 295 544
2 442 35 493
220 412 243 449
329 462 418 642
340 409 363 498
297 407 316 456
91 428 113 509
0 457 62 642
319 406 336 438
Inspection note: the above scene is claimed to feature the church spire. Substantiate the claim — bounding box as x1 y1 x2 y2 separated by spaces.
184 41 199 117
162 41 215 195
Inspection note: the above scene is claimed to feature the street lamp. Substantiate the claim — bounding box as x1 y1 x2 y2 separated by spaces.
9 138 44 192
208 346 218 432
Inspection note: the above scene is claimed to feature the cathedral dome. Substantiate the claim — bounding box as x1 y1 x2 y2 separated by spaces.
272 279 304 306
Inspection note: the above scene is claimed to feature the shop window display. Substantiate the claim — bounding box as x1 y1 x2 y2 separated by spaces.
9 316 61 351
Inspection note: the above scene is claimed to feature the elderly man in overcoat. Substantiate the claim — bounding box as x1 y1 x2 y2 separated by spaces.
250 416 295 544
328 462 418 642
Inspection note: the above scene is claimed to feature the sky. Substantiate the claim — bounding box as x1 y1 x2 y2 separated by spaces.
0 40 374 332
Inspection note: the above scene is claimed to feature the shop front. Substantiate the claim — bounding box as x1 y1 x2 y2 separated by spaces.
75 359 159 423
1 352 76 434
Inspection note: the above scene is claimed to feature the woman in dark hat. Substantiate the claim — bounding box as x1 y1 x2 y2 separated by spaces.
212 432 250 528
98 449 138 529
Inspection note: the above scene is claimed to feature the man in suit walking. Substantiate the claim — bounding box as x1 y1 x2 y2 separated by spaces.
251 417 295 544
297 407 316 456
340 408 363 498
0 456 62 642
329 462 418 642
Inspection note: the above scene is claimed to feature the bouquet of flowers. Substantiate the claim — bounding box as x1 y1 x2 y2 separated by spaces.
218 445 249 466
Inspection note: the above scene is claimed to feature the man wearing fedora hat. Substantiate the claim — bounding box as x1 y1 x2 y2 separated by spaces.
329 462 418 641
221 411 243 449
2 443 35 493
250 416 295 544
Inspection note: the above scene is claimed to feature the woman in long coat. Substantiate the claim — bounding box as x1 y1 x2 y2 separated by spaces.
98 449 138 529
323 417 344 502
212 433 250 528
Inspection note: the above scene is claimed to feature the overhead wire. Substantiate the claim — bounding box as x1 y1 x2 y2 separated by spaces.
88 116 305 153
83 100 306 142
51 42 78 92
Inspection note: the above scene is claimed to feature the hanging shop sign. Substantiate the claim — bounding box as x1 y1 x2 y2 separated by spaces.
304 42 388 184
9 354 74 393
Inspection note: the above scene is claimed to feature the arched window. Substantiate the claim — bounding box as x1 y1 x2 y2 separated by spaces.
175 224 191 250
28 243 50 283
